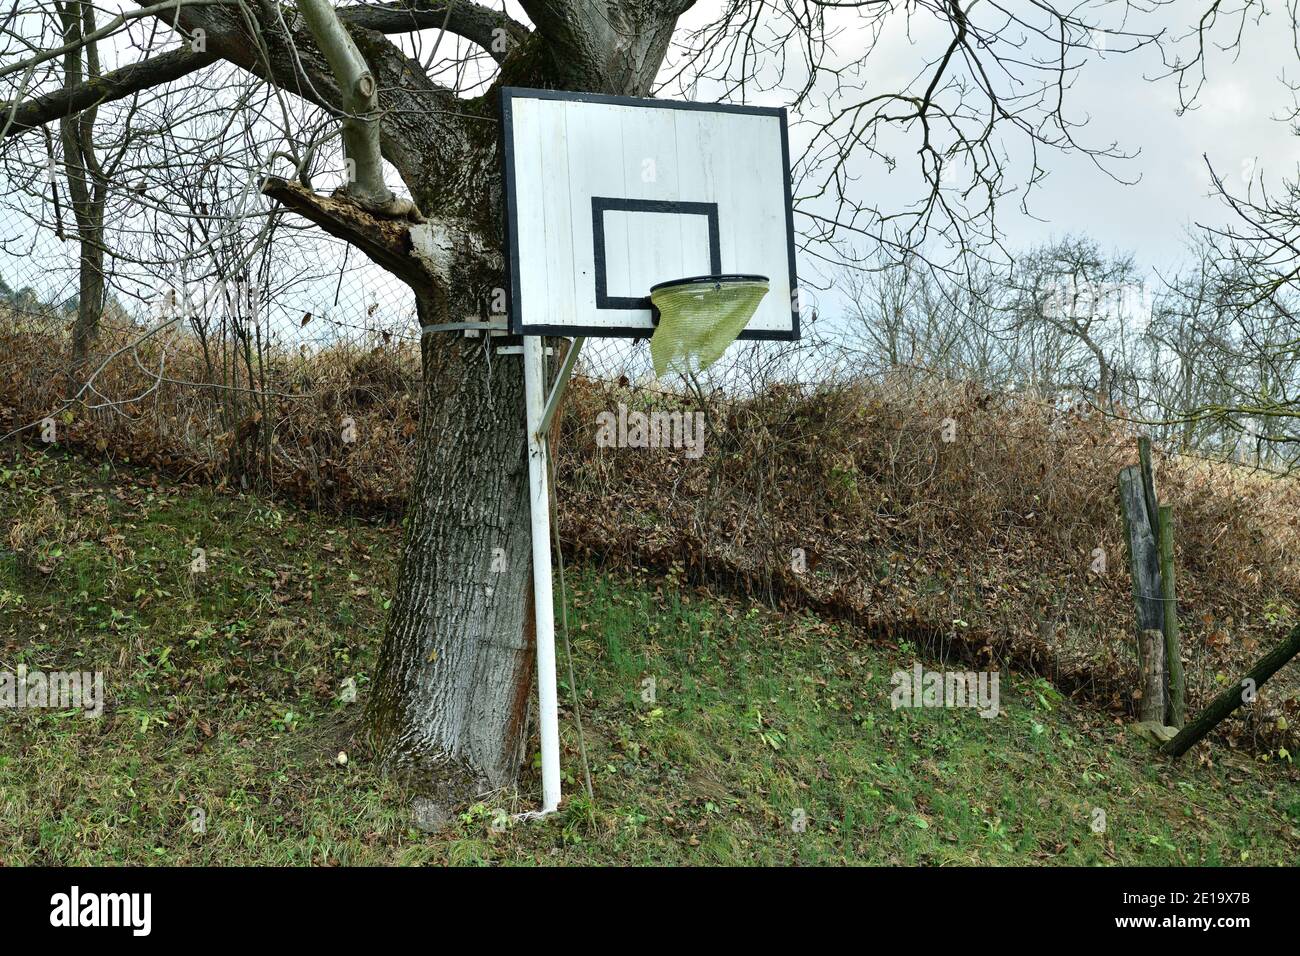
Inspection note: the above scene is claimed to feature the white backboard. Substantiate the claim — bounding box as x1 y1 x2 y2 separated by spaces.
501 88 800 340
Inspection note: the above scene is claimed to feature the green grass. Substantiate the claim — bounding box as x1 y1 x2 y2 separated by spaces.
1 444 1297 865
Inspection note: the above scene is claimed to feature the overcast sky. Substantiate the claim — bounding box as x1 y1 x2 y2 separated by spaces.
806 2 1293 315
5 1 1298 337
987 6 1300 276
814 1 1296 280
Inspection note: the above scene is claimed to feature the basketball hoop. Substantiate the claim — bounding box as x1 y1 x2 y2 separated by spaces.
499 86 800 817
649 274 770 377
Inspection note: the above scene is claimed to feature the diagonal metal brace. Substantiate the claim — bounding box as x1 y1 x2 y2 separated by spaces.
537 337 584 438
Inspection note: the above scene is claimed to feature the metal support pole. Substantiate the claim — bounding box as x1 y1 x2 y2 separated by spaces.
522 334 561 814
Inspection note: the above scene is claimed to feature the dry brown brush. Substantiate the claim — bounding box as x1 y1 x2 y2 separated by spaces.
3 314 1298 755
556 374 1300 755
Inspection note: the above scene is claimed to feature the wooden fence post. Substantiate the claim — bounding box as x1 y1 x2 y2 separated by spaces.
1118 465 1164 690
1157 504 1186 727
1120 438 1189 729
1137 629 1167 722
1138 437 1158 527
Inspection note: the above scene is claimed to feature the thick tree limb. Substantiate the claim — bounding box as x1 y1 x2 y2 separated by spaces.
261 175 429 284
350 1 528 60
1162 622 1300 759
515 0 688 91
261 176 499 300
1 47 218 139
298 0 395 211
92 0 480 215
1 1 527 143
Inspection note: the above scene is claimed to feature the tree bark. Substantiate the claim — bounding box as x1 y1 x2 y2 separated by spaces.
57 0 107 375
66 186 105 368
364 301 537 808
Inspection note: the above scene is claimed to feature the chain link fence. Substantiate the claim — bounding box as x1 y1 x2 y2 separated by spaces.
4 181 1300 755
0 183 849 507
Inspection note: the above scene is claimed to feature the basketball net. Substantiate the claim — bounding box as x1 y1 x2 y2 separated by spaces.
648 278 770 377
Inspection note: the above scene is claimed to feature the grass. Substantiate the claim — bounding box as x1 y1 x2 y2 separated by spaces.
1 443 1297 865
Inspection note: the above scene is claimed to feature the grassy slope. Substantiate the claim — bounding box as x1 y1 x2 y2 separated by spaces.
0 445 1297 865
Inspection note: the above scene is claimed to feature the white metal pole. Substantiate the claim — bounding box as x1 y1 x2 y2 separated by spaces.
523 334 562 814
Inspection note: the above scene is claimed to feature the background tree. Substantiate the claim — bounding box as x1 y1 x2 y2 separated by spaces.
1132 2 1300 467
1004 236 1142 413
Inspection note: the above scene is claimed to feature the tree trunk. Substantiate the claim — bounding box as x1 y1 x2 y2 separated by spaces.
69 218 104 367
114 0 691 813
365 297 538 813
57 0 106 376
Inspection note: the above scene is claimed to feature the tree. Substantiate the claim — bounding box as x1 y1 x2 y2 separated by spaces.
56 0 108 372
841 251 1005 388
1141 239 1231 452
1 0 1182 812
1004 236 1142 412
1137 2 1300 468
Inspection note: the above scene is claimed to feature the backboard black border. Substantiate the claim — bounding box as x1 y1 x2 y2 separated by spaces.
592 197 721 311
499 86 801 341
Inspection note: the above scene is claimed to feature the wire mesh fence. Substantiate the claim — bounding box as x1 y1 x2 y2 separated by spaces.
0 179 1294 515
0 180 854 520
3 183 1300 757
0 169 851 462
